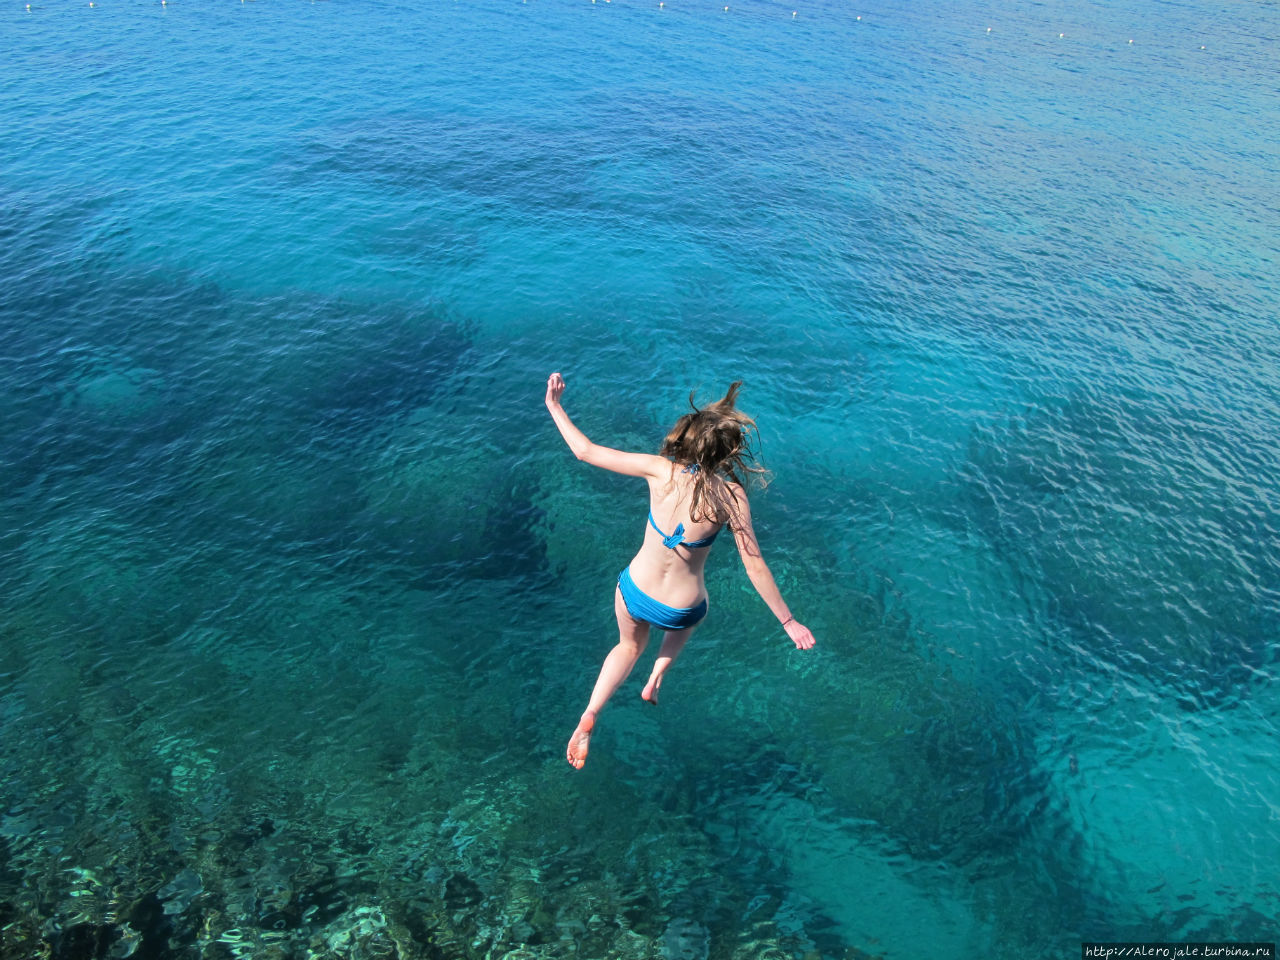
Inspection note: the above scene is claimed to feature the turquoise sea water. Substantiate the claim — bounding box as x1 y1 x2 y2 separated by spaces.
2 0 1277 957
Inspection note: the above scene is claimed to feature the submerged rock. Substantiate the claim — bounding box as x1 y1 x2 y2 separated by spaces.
661 917 710 960
63 365 165 420
314 904 400 959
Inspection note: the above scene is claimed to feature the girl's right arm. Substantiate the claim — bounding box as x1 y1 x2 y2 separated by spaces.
727 484 816 650
545 372 668 479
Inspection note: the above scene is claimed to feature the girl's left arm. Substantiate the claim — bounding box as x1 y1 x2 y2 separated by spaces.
545 372 667 479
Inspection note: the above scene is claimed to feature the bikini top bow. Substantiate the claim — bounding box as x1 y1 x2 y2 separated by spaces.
661 522 688 549
647 513 719 550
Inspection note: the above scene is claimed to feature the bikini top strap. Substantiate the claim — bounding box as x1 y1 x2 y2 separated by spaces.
648 511 687 549
647 511 719 550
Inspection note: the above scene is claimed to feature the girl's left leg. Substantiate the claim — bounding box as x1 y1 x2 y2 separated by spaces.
567 587 651 769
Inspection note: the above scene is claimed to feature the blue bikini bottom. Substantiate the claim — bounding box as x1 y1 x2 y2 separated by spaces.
617 566 708 631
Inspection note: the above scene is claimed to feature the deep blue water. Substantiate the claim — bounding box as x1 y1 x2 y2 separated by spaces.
2 1 1277 957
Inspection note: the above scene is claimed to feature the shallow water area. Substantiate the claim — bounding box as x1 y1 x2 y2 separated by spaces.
2 0 1278 957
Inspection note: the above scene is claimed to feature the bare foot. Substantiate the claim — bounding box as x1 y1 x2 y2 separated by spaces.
641 675 662 705
566 711 595 769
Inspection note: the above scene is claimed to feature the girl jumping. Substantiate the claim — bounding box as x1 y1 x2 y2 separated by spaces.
545 372 816 769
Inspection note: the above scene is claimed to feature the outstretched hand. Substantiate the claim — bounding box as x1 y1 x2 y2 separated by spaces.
785 620 816 650
546 371 566 407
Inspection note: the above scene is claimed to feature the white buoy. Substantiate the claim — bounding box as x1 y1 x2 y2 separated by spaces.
987 27 992 33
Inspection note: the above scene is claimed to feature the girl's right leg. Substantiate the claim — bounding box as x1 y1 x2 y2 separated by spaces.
567 587 650 770
640 627 694 705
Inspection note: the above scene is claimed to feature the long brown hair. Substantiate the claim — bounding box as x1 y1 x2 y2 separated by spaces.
659 381 765 523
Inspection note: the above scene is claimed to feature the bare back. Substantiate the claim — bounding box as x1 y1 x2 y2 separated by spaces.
626 464 735 609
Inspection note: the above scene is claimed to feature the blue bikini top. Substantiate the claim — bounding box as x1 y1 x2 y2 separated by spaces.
648 512 720 550
648 463 719 549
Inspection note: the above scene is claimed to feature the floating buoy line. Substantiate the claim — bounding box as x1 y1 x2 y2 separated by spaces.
23 0 1218 52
